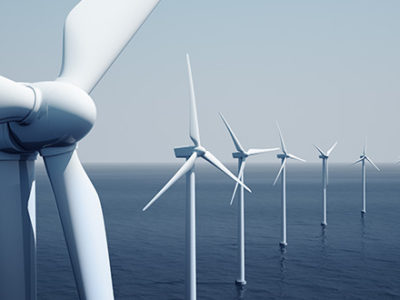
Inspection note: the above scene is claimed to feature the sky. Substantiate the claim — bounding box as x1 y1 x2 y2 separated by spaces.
0 0 399 163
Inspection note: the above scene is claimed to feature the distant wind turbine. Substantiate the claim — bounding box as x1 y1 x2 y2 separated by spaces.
353 140 380 214
314 142 337 226
219 113 278 286
143 54 250 300
273 123 305 248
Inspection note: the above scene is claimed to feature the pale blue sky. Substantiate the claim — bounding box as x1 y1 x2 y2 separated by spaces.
0 1 399 163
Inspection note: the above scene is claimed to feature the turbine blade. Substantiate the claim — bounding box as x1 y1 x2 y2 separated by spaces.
186 54 201 146
326 141 338 156
143 152 197 211
43 149 113 299
230 160 247 206
353 158 363 165
273 158 286 186
219 113 245 153
287 153 306 162
247 148 279 156
276 122 287 153
202 151 251 193
313 145 326 157
365 156 380 171
57 0 160 93
363 137 367 155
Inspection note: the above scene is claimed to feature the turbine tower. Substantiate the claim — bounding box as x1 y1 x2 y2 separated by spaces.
219 113 278 286
353 141 380 214
0 1 161 299
143 54 250 300
314 142 337 226
273 123 305 248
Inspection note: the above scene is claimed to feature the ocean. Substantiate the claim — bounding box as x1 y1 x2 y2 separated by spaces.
36 163 400 299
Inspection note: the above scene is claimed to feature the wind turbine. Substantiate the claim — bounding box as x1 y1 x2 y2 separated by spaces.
353 141 380 214
273 123 305 248
219 113 278 286
314 142 337 226
143 54 251 300
0 1 161 299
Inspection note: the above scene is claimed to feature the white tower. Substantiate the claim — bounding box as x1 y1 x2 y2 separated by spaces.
219 113 277 286
353 141 380 214
314 142 337 226
273 123 305 248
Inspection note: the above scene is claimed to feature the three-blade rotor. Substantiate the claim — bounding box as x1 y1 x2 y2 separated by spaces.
353 155 380 171
314 142 337 159
353 141 380 171
314 142 337 185
273 123 306 185
143 55 251 211
219 113 278 204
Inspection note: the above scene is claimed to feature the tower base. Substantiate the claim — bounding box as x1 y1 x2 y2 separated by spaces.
235 279 247 286
279 241 287 248
321 222 327 227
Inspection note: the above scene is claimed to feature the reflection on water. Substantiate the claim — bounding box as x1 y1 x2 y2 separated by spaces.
320 226 327 246
319 226 328 271
278 249 287 298
235 284 246 299
361 215 366 237
360 215 366 261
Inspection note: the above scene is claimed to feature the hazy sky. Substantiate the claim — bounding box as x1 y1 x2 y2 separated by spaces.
0 1 399 163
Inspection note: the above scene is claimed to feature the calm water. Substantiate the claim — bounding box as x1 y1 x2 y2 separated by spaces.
36 163 400 300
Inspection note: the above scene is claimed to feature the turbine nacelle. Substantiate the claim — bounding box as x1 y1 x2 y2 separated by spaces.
232 151 248 159
7 81 96 152
174 145 206 158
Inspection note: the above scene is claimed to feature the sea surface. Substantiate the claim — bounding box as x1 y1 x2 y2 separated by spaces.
36 163 400 300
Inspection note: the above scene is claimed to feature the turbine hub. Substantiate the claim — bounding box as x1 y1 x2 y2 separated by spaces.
232 151 247 159
7 81 96 152
277 153 286 159
195 146 206 155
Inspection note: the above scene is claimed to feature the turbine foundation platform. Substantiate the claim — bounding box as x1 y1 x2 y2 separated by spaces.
279 241 287 248
235 279 247 286
321 222 327 227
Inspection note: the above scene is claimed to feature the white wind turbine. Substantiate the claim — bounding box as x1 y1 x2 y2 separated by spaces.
273 123 305 248
314 142 337 226
219 113 278 286
143 54 251 300
0 1 161 299
353 141 380 214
